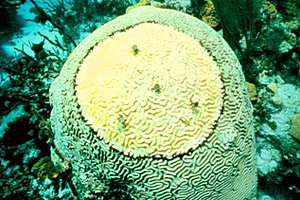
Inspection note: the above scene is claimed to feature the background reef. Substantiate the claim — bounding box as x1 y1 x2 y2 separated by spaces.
0 0 299 199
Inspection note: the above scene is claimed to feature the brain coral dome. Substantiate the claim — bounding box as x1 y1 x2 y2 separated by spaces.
49 6 257 200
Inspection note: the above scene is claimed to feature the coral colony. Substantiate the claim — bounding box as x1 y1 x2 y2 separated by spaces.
0 0 299 199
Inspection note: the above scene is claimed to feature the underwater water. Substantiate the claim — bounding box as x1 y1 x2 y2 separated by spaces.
0 0 299 199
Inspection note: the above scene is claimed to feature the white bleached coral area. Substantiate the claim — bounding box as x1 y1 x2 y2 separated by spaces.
255 73 300 198
258 74 300 142
257 147 282 176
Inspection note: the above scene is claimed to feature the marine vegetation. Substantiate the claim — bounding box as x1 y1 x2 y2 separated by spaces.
210 0 300 85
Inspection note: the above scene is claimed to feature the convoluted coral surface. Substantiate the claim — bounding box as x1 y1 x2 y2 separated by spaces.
50 6 257 200
75 22 224 158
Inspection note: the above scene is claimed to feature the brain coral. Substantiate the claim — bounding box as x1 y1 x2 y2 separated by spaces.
50 6 257 200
